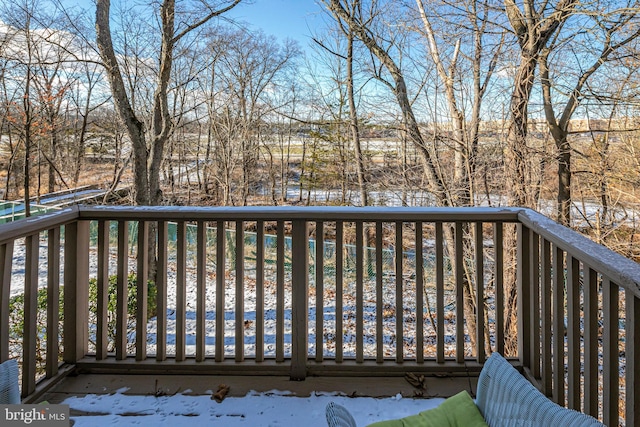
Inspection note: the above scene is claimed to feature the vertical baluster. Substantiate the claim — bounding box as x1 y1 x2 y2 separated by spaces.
46 227 61 377
356 221 364 363
315 221 324 362
530 231 540 379
235 220 245 362
552 244 565 405
96 221 109 360
494 223 505 356
215 221 225 362
156 221 168 362
602 279 619 426
335 221 344 363
375 221 383 363
583 266 598 417
175 221 186 362
626 289 640 426
116 221 129 360
436 222 445 363
415 221 424 363
455 222 464 363
196 221 207 362
541 238 552 396
136 221 149 361
291 220 308 380
23 234 38 396
276 221 285 363
566 256 580 410
475 222 485 363
256 220 265 362
395 221 403 362
1 242 14 362
517 224 531 368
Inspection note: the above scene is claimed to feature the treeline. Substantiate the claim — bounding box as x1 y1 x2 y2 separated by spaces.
1 0 640 258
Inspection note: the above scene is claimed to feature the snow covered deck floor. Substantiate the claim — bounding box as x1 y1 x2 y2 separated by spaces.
40 373 472 426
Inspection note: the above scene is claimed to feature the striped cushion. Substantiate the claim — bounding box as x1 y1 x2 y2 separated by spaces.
476 353 604 427
326 401 358 427
0 359 20 404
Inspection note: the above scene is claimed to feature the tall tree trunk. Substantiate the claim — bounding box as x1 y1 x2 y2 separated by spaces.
23 56 32 217
504 0 577 208
557 138 571 225
505 56 537 208
502 0 577 354
96 0 149 206
346 17 367 206
97 0 240 206
73 82 93 186
48 130 57 193
148 0 175 207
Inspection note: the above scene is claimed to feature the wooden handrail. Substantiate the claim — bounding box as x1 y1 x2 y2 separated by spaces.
518 209 640 298
0 207 78 246
77 205 522 222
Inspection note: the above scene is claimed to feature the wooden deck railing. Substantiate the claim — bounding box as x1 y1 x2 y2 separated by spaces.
0 206 638 426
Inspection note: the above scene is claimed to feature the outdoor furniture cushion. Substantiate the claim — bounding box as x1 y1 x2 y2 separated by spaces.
0 358 20 404
475 352 604 427
366 390 488 427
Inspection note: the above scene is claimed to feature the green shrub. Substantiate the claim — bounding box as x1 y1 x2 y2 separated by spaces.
88 273 158 352
8 286 63 365
8 273 158 366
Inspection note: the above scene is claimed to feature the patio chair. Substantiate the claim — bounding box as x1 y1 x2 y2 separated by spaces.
325 352 605 427
0 358 20 404
326 401 357 427
475 352 604 426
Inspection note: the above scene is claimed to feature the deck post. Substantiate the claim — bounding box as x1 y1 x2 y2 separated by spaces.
22 234 39 396
290 219 308 380
136 221 149 361
63 220 89 364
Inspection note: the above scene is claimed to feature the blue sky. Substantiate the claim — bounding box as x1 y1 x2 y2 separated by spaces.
60 0 324 50
227 0 324 44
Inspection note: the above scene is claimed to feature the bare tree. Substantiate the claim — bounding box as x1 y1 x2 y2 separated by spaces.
324 0 450 206
0 22 19 200
95 0 241 206
539 0 640 225
201 26 300 205
503 0 577 208
0 0 44 215
414 0 504 206
322 0 370 206
68 50 107 187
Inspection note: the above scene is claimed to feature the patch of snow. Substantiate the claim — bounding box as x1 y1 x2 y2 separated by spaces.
63 390 444 426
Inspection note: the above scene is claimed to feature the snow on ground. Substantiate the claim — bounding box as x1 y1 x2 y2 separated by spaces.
63 389 443 427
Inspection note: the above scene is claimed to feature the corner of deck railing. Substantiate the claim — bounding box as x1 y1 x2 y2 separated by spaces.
516 207 640 298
